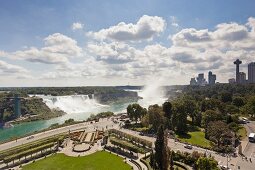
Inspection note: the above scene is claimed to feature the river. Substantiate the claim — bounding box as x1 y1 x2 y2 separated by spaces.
0 86 167 142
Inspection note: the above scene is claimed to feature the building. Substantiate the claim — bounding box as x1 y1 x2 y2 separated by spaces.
229 78 236 84
208 71 216 85
196 73 206 86
234 59 242 84
190 78 197 85
239 72 246 84
248 62 255 84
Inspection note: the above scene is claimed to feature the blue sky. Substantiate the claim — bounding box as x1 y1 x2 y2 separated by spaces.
0 0 255 86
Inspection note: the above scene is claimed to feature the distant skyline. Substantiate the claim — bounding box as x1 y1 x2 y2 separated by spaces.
0 0 255 86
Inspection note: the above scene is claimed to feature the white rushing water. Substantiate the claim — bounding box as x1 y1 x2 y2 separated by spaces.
138 85 167 108
30 94 108 114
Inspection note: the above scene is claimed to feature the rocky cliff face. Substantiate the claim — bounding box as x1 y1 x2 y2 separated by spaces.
94 90 139 104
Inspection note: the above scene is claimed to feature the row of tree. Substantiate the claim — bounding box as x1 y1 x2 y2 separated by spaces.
151 125 219 170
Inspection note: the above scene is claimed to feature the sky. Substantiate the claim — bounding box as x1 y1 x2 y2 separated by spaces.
0 0 255 86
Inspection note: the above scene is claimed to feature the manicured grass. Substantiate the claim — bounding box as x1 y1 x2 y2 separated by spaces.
237 126 247 140
176 131 211 148
22 151 132 170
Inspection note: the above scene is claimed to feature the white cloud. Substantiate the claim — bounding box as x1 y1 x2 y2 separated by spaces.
9 33 82 64
0 60 28 75
72 22 84 31
87 15 166 42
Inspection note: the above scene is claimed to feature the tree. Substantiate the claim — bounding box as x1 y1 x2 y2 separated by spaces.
141 113 150 127
182 98 197 124
193 111 202 126
154 125 169 170
196 157 219 170
207 121 233 149
127 103 147 123
163 101 173 129
148 105 166 131
162 101 172 119
221 92 232 103
228 122 241 138
232 97 245 108
202 110 223 128
170 151 174 170
172 101 188 134
149 151 156 170
243 96 255 118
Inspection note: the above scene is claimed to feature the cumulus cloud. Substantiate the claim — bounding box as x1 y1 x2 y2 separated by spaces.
72 22 84 31
9 33 82 64
87 15 166 42
87 42 137 63
0 60 28 75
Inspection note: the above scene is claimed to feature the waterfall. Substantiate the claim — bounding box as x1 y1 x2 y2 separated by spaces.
31 94 107 114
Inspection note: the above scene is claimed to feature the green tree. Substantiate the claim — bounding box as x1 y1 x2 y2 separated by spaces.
232 97 245 108
162 101 172 119
202 110 223 128
172 101 188 134
207 121 233 148
196 157 219 170
163 101 173 129
244 96 255 118
154 125 169 170
182 97 197 124
221 92 233 103
170 151 174 170
148 105 166 131
127 103 146 123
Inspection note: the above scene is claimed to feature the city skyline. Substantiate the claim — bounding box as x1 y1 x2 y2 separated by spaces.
1 1 255 86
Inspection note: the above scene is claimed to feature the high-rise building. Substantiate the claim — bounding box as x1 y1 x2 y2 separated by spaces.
229 78 236 84
197 73 206 86
190 78 197 85
248 62 255 84
234 59 242 84
208 71 216 85
239 72 246 84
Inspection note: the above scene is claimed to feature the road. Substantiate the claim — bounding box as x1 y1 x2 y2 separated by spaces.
235 121 255 170
243 121 255 158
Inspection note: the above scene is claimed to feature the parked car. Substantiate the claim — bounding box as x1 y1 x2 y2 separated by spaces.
139 132 144 136
220 165 231 170
27 136 34 140
184 144 192 149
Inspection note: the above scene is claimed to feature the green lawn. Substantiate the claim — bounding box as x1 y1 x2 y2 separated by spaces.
22 151 132 170
176 131 211 148
237 126 247 140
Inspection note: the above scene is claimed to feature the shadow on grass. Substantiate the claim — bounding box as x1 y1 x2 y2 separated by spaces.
176 133 191 139
187 124 200 132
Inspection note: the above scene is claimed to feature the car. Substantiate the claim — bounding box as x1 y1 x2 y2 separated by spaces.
220 165 231 170
242 117 250 123
27 136 34 140
184 144 192 149
139 132 144 136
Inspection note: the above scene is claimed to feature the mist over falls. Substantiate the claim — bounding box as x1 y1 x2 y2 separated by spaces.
138 84 167 108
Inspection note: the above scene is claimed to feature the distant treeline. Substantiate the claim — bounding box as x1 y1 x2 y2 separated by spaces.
0 86 134 96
